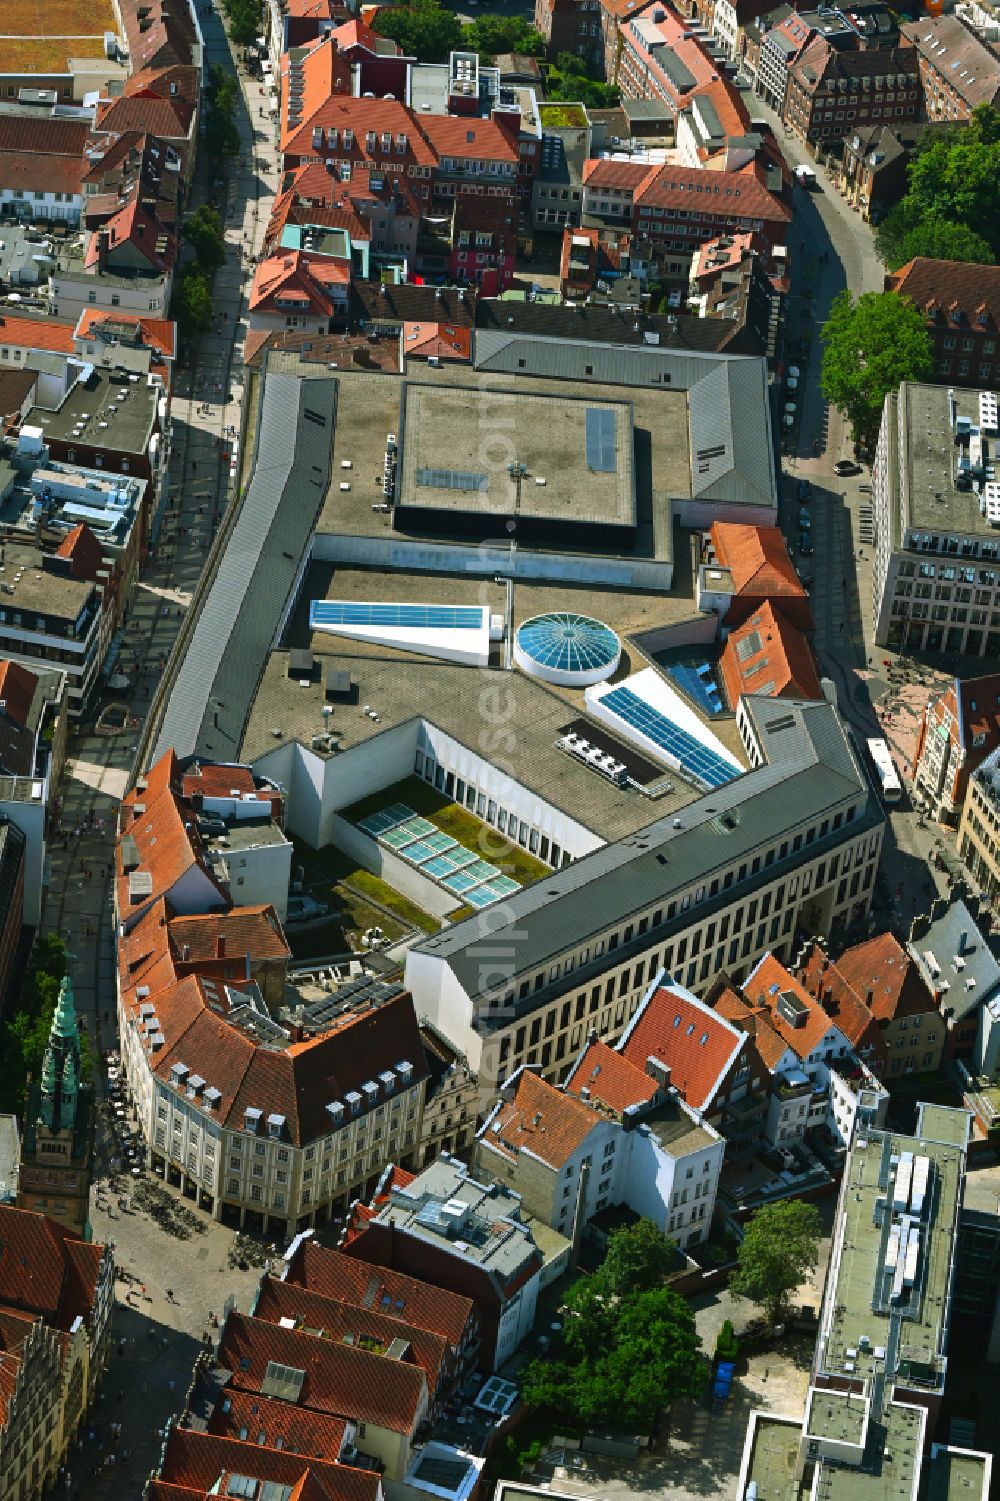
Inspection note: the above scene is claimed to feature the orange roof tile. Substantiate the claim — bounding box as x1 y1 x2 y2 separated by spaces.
419 114 518 163
168 905 290 966
254 1275 449 1395
619 983 746 1111
744 955 839 1060
402 322 472 361
159 1428 380 1501
73 308 177 359
282 1240 475 1349
218 1310 427 1433
205 1387 350 1459
0 313 75 355
485 1069 597 1170
711 523 808 598
564 1037 657 1114
55 522 105 581
0 1205 107 1332
814 935 934 1024
0 660 41 729
720 601 822 706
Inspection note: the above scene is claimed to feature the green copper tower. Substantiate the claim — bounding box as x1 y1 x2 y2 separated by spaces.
39 973 82 1133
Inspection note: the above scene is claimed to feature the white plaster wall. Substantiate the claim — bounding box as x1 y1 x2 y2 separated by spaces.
332 816 457 920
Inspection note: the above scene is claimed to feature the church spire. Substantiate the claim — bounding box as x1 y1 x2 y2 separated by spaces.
39 973 81 1133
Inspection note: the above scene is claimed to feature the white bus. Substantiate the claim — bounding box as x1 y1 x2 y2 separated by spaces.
867 736 902 804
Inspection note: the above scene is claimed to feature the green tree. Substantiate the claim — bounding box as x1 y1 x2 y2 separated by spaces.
376 0 463 63
522 1281 703 1433
204 64 241 159
883 216 994 272
0 934 70 1111
183 205 227 272
820 289 933 449
461 14 545 59
595 1218 677 1297
173 267 214 340
220 0 263 47
543 53 618 108
729 1199 822 1326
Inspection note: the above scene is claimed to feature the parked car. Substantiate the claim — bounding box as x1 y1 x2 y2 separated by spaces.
798 573 815 590
798 507 812 529
667 288 683 308
797 478 812 502
798 531 814 556
286 894 331 923
834 459 861 476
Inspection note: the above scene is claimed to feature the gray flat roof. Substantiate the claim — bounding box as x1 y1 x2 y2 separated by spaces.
273 354 682 569
28 366 158 456
377 1156 543 1281
412 696 877 998
396 383 636 530
900 383 1000 539
0 536 95 621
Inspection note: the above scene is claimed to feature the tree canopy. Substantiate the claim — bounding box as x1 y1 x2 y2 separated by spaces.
183 205 227 273
545 51 620 109
520 1220 700 1434
462 14 545 60
0 935 89 1113
205 63 241 159
172 266 214 341
820 290 933 449
376 0 463 62
598 1215 678 1296
220 0 263 48
875 105 1000 266
729 1199 822 1326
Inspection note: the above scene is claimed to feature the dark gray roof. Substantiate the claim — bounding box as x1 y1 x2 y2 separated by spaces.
474 299 737 353
909 901 1000 1022
152 370 336 764
411 697 876 998
622 98 677 125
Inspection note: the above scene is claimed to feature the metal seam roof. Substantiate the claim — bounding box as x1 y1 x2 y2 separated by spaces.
153 371 336 763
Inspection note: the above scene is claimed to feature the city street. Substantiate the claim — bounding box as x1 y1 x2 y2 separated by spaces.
34 4 282 1495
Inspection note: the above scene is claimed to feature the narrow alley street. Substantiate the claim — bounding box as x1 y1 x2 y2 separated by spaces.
35 7 281 1495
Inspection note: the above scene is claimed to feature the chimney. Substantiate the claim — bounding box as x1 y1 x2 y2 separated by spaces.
182 944 191 962
958 929 968 956
217 935 226 959
97 227 111 268
865 988 874 1006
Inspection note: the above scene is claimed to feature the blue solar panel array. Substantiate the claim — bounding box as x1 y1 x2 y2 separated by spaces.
516 613 620 677
585 407 617 473
311 602 485 629
601 685 739 789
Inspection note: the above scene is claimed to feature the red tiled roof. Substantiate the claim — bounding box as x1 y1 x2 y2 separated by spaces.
330 18 401 53
711 522 807 598
419 114 518 163
0 660 40 729
159 1428 380 1501
218 1310 427 1433
250 251 350 317
815 935 934 1024
402 322 472 361
720 601 822 706
73 308 177 360
0 313 75 355
0 117 88 157
95 94 194 140
582 157 651 191
206 1387 350 1458
126 64 201 105
619 984 746 1112
116 781 225 923
0 1205 106 1332
55 522 105 582
282 1240 474 1349
709 985 789 1071
564 1038 657 1114
85 194 176 274
0 150 81 197
253 1275 449 1395
485 1068 597 1170
744 955 839 1061
634 162 790 222
168 905 290 966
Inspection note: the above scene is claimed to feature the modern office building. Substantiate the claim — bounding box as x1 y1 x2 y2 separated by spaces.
736 1103 993 1501
405 694 884 1102
872 383 1000 657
